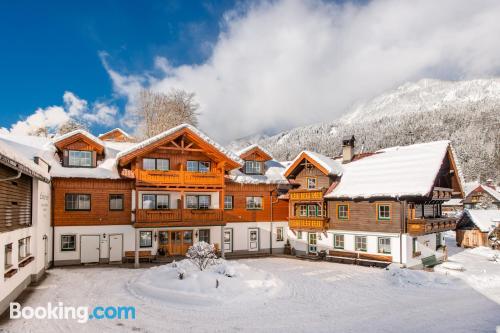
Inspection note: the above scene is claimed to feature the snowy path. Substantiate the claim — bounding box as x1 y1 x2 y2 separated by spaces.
1 244 499 332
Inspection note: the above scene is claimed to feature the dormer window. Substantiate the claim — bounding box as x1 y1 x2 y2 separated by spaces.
245 161 262 174
68 150 92 167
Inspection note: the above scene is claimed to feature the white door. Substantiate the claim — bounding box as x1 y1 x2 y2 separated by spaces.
109 234 123 262
223 229 233 253
81 235 100 264
308 233 317 254
248 228 259 251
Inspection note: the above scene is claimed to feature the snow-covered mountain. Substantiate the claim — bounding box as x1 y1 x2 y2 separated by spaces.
229 78 500 182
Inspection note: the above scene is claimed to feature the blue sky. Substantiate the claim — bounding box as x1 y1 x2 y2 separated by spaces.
1 0 499 142
0 0 234 135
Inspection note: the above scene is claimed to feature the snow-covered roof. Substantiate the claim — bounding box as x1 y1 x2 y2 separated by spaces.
442 198 463 206
463 209 500 233
236 144 273 160
99 128 134 140
284 150 343 177
53 129 104 147
117 124 243 166
325 140 452 199
228 160 289 184
481 185 500 202
0 139 50 181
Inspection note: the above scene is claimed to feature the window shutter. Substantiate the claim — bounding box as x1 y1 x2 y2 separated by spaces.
92 151 97 167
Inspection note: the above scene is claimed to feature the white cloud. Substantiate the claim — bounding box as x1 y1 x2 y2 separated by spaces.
103 0 500 142
5 91 119 135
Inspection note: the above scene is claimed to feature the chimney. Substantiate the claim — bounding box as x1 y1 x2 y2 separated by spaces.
342 135 355 163
485 178 496 190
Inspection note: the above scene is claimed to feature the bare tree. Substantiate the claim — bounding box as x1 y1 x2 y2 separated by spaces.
135 89 199 138
57 120 88 135
186 242 217 271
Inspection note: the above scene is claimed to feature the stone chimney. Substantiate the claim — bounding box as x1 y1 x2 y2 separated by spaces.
342 135 355 163
485 178 496 190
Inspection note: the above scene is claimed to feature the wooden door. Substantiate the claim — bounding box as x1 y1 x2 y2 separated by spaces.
158 231 169 256
81 235 100 263
308 233 317 254
170 231 183 255
182 230 193 254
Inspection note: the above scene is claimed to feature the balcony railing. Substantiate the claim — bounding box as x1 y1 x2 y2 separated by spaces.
407 217 457 236
289 190 325 201
288 216 329 230
136 170 224 187
136 209 224 224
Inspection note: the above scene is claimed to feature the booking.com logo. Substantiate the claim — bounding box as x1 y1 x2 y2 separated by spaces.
10 302 136 323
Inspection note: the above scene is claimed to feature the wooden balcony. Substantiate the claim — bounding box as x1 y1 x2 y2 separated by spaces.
289 190 325 202
136 170 224 187
135 209 224 227
288 216 329 231
407 217 457 236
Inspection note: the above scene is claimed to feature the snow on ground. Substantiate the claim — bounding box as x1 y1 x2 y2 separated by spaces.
1 239 499 332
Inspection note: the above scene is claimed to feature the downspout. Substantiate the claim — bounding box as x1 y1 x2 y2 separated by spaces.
0 170 22 182
270 189 280 255
400 200 406 265
51 182 55 268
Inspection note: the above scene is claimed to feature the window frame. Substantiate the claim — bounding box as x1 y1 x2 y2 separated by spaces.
198 229 210 243
143 158 170 171
333 234 344 249
306 177 317 190
65 193 91 211
18 237 31 260
246 196 263 210
378 237 391 254
337 204 349 220
224 195 233 210
109 194 124 211
244 160 262 175
355 236 367 252
139 231 153 248
142 194 170 210
67 150 93 168
187 160 211 173
186 195 211 210
377 203 391 221
276 227 284 241
4 243 13 269
297 231 303 240
61 235 76 252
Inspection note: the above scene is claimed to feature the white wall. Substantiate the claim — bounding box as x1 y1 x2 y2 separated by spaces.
32 178 52 274
288 229 402 263
54 225 135 263
225 221 289 252
403 232 445 267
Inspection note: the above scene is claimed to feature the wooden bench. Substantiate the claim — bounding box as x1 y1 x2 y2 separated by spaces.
327 250 357 264
421 255 439 269
327 250 392 267
125 251 154 263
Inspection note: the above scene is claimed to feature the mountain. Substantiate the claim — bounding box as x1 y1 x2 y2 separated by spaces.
229 78 500 182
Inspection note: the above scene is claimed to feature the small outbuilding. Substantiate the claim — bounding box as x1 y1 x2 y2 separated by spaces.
456 209 500 248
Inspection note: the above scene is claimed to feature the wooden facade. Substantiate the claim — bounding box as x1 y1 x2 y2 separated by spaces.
52 178 133 226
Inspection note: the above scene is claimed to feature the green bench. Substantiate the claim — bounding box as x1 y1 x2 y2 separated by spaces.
421 255 439 268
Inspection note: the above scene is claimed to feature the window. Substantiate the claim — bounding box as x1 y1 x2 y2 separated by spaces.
65 194 91 211
246 196 263 210
18 237 30 260
306 177 317 189
142 194 169 210
4 243 13 269
334 234 344 249
199 229 210 243
187 160 210 172
68 150 92 167
377 204 391 220
183 231 193 244
308 205 319 217
186 195 211 209
337 204 349 220
297 231 303 239
378 237 391 254
140 231 152 248
412 237 419 256
109 194 124 211
61 235 76 251
299 205 308 217
276 227 284 241
245 161 262 174
224 196 233 210
355 236 367 252
143 158 169 171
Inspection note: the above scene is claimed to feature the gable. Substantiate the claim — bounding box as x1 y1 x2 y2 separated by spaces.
99 128 134 142
284 152 330 178
238 145 273 162
53 132 104 154
117 125 242 170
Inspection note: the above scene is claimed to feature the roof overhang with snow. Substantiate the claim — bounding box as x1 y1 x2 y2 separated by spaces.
283 151 343 178
117 124 243 169
99 128 134 142
53 130 105 154
237 144 273 161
